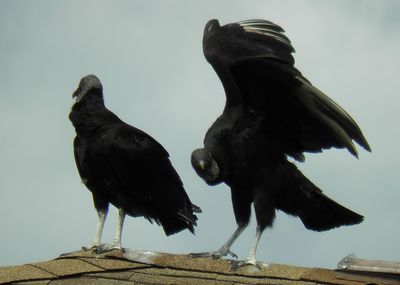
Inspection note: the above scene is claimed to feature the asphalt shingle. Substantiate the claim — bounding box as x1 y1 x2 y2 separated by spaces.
0 249 399 285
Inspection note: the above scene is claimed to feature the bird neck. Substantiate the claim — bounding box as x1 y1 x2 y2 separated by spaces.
69 92 115 137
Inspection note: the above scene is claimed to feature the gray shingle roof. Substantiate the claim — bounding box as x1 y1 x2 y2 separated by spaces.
0 249 398 284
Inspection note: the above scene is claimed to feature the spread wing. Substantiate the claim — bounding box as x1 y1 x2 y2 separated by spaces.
203 19 370 158
203 19 294 108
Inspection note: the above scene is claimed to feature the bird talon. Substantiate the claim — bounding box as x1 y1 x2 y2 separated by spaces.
229 260 244 271
189 252 214 259
229 259 261 271
110 243 125 253
189 249 237 260
82 245 98 252
94 245 108 254
211 254 221 259
228 250 238 259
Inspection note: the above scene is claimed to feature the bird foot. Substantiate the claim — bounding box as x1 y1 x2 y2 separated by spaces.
190 247 238 259
95 243 126 254
82 243 125 254
82 239 109 251
58 249 82 258
229 257 265 271
82 242 106 252
109 240 126 253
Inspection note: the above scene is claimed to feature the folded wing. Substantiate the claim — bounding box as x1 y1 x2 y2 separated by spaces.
107 125 199 235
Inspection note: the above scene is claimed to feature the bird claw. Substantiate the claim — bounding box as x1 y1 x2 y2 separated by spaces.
189 249 238 260
82 246 97 252
95 243 125 254
82 241 105 252
82 243 125 254
229 258 264 271
189 252 210 258
59 250 80 258
93 244 111 254
110 241 126 253
226 250 238 259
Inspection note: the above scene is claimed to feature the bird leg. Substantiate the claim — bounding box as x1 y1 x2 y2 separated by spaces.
230 225 265 270
110 208 126 251
93 208 126 254
83 208 108 251
190 222 247 259
245 225 263 265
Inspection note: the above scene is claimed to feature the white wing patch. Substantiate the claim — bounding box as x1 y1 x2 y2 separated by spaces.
239 19 292 47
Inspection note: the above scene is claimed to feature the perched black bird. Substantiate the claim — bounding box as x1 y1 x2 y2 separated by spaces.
69 75 200 251
191 19 370 266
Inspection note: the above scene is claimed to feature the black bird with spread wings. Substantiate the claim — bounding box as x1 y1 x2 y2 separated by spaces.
69 75 200 252
191 19 370 266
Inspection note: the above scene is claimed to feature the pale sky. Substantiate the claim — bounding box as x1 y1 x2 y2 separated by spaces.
0 0 399 269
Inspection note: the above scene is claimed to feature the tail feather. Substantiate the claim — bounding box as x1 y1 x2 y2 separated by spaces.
278 164 364 231
159 204 201 236
192 204 202 213
296 191 364 231
160 217 195 236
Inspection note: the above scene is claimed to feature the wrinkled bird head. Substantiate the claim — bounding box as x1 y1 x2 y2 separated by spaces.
191 148 221 185
72 74 103 103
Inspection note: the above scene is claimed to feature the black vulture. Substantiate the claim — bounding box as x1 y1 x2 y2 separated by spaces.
190 19 370 266
69 75 200 252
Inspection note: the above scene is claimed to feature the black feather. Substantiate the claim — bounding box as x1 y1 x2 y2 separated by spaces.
70 75 200 238
193 19 369 252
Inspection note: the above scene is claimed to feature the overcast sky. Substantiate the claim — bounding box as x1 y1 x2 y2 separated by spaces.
0 0 399 269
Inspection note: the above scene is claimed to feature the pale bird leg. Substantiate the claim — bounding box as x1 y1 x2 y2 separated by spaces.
190 222 247 259
84 208 108 250
111 208 126 251
245 225 263 265
230 225 265 270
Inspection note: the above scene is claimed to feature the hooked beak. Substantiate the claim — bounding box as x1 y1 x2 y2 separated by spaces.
72 87 80 98
199 160 206 171
72 87 81 98
72 87 83 102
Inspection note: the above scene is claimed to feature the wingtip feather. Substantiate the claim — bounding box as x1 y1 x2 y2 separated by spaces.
238 19 293 49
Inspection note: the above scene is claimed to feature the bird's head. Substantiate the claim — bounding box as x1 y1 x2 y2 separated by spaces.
191 148 222 186
72 74 103 103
